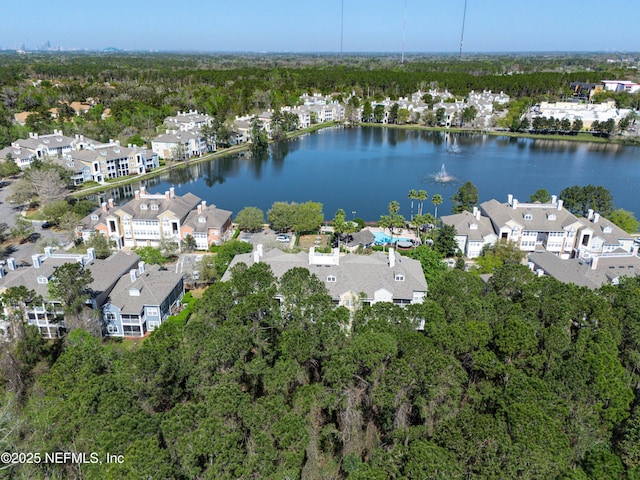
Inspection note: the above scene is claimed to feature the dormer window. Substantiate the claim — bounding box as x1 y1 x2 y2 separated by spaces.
140 204 148 210
198 216 206 223
524 213 533 221
394 273 405 282
548 214 556 221
91 214 99 221
327 275 336 282
150 204 159 210
470 223 478 230
603 226 612 234
37 276 48 284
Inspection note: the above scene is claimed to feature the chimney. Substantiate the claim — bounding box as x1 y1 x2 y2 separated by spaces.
593 213 600 223
201 200 206 209
257 244 263 257
536 269 544 277
389 248 396 268
134 190 140 200
587 209 594 220
101 202 108 212
7 258 16 271
591 256 599 270
551 195 558 204
508 194 513 205
140 186 146 195
197 204 202 214
138 261 145 275
253 250 260 263
87 248 95 261
512 199 518 209
32 254 41 268
44 246 53 257
130 269 137 283
165 191 170 200
170 187 175 198
472 206 478 217
475 209 481 220
108 198 114 209
557 199 563 211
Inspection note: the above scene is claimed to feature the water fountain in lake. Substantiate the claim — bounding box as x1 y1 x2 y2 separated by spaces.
432 164 456 183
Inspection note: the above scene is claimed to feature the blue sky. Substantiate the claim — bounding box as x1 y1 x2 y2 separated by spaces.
2 0 637 53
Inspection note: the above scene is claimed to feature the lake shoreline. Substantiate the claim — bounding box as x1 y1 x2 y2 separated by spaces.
74 123 640 220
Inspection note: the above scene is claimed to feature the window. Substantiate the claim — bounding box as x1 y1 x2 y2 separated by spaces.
327 275 336 282
151 204 159 210
140 204 148 210
603 226 612 234
122 325 141 336
524 213 533 221
548 214 556 221
107 324 118 334
394 274 405 282
37 276 48 284
146 307 158 316
91 214 99 221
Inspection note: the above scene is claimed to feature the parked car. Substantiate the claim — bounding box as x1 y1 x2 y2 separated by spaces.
41 221 52 229
276 234 291 243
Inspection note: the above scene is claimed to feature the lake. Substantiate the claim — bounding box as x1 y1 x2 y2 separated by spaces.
102 127 640 221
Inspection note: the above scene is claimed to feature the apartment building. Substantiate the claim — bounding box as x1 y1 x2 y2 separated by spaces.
78 187 232 250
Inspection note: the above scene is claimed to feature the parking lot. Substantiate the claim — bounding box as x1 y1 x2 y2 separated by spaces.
0 180 69 265
238 228 293 248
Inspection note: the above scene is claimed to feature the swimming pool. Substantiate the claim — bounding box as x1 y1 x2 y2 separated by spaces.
372 231 412 245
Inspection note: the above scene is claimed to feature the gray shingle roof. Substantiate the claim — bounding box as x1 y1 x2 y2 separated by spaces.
528 251 640 289
223 249 427 301
480 199 580 233
106 264 183 314
118 192 201 222
183 205 232 233
441 210 495 242
576 215 632 244
0 252 139 301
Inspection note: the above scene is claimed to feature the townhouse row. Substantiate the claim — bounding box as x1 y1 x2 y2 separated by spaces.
441 194 640 288
0 130 159 184
0 248 185 340
77 187 233 251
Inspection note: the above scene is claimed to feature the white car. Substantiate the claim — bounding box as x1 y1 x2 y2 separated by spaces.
276 234 291 243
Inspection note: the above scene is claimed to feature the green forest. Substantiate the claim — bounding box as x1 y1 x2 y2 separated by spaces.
1 52 636 149
3 260 640 479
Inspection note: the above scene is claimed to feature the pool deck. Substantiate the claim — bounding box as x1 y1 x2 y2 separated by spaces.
365 226 420 242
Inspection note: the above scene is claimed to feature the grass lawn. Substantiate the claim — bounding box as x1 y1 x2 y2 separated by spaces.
298 233 330 249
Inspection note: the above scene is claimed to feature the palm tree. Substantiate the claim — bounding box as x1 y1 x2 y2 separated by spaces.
408 189 418 220
432 194 443 218
416 190 428 216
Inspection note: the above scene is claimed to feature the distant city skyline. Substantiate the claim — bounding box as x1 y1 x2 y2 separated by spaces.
2 0 638 54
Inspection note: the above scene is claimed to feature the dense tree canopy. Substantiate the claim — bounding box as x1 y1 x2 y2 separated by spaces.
3 257 640 478
560 184 615 217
